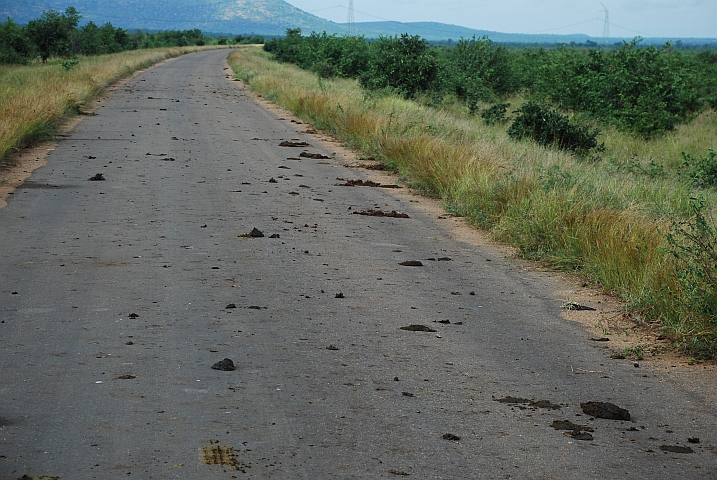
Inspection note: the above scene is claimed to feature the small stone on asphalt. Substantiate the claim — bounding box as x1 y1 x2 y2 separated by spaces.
212 358 236 371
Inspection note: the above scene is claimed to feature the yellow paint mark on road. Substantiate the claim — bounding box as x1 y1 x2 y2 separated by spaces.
200 445 238 470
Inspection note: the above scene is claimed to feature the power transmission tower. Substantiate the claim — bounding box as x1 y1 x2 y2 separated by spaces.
600 3 609 44
347 0 355 35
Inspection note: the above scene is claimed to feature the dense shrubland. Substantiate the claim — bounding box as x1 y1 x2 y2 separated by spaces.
531 40 702 138
264 30 716 142
250 33 717 356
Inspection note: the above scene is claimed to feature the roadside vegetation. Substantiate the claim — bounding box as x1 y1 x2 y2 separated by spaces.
0 46 230 162
230 35 717 357
0 6 245 163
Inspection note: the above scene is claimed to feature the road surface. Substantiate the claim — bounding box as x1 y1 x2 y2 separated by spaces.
1 49 716 479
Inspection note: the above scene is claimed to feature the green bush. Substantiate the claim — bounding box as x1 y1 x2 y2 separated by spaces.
508 102 603 156
311 59 338 79
304 32 370 78
692 50 717 111
707 95 717 111
60 58 79 70
265 30 313 68
664 196 717 354
679 148 717 188
440 36 517 111
0 18 33 64
333 35 370 78
359 34 438 98
481 102 510 125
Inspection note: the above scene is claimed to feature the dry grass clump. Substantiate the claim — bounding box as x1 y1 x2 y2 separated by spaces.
0 46 224 163
231 46 716 355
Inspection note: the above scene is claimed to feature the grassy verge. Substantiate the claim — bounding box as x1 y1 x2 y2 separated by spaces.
0 46 228 163
229 46 717 357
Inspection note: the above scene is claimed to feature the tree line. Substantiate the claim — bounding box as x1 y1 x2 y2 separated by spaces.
0 6 265 65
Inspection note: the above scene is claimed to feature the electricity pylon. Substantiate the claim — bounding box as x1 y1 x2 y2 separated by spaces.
600 3 609 44
347 0 355 35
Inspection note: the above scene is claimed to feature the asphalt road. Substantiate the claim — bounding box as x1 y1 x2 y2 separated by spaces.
2 49 717 479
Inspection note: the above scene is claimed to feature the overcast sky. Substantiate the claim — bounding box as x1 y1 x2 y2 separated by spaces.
286 0 716 38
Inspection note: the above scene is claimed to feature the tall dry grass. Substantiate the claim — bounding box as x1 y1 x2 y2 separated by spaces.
229 47 717 355
0 46 226 162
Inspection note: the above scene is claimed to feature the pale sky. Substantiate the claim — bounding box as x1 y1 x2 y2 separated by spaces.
286 0 717 38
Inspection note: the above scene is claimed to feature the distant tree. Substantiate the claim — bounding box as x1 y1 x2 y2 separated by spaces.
76 21 129 55
441 36 517 113
264 28 307 64
0 17 33 64
359 34 438 98
234 34 264 45
26 6 82 62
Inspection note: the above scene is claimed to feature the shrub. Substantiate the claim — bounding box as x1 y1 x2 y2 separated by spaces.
304 32 370 78
2 9 212 63
333 35 370 78
0 18 33 64
263 28 310 66
679 148 717 188
663 196 717 353
311 59 337 79
508 102 603 156
707 94 717 111
441 36 517 110
481 102 510 125
359 34 438 98
60 58 79 70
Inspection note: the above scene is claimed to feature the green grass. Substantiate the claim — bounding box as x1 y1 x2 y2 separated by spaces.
229 46 717 357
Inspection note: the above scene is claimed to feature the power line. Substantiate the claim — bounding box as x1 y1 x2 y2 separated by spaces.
527 18 599 35
608 22 658 38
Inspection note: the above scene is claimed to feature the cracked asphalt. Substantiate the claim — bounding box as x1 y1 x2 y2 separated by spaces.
1 49 716 479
